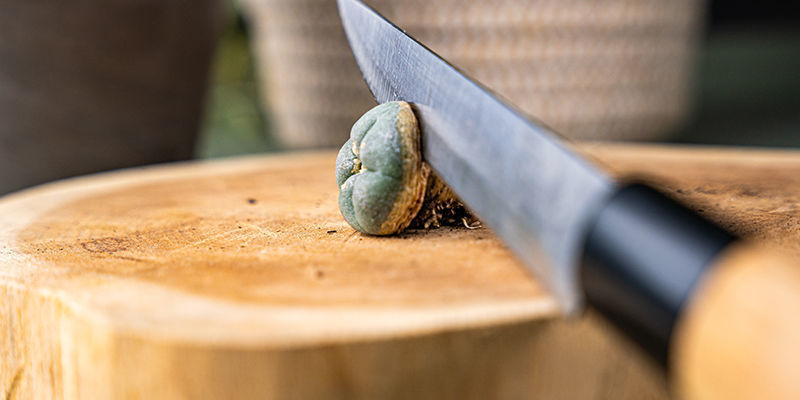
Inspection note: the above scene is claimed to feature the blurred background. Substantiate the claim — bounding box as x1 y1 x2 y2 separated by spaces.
1 0 799 195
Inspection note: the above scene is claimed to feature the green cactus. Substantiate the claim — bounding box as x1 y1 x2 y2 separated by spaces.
336 101 478 235
335 101 428 235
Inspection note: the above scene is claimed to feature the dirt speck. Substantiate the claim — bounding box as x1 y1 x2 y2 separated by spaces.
80 237 128 254
693 186 718 195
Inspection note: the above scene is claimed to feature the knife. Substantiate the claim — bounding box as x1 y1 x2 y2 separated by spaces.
337 0 800 398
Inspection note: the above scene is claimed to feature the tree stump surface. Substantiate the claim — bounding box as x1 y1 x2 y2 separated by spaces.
3 143 800 399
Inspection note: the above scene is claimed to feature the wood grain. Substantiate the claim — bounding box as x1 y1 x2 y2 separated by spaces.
3 143 800 398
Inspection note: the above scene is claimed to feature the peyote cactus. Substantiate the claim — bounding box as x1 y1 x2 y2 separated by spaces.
335 101 477 235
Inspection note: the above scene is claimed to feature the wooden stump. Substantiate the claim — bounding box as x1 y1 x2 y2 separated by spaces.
3 143 800 399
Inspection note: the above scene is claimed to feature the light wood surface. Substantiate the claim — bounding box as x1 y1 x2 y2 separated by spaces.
3 143 800 399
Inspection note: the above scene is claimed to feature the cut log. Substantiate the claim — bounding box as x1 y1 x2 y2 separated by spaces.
3 143 800 399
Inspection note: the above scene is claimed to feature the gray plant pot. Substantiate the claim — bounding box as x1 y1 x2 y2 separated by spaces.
0 0 222 194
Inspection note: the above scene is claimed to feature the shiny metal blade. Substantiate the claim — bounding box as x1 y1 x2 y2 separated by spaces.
337 0 616 313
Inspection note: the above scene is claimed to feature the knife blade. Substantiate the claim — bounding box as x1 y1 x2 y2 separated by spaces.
337 0 800 397
335 0 728 357
337 0 614 316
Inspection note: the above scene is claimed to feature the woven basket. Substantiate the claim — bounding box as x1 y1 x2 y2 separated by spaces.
243 0 373 148
243 0 704 148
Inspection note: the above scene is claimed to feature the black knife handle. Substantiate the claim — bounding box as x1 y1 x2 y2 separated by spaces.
580 184 735 366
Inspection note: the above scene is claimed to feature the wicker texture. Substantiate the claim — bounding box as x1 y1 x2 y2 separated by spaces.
244 0 703 148
244 0 373 148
